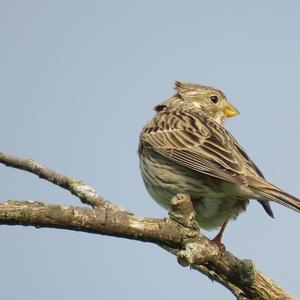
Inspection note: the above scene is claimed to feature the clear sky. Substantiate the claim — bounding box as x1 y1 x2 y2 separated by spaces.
1 1 300 299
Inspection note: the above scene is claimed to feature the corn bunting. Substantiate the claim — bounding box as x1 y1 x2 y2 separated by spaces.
139 81 300 247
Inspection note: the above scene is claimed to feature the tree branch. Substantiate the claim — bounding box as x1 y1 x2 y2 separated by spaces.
0 152 296 300
0 152 119 210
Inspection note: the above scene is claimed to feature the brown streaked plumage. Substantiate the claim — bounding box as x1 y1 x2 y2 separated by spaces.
139 81 300 246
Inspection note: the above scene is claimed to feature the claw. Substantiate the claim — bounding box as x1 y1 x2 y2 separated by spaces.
211 235 226 251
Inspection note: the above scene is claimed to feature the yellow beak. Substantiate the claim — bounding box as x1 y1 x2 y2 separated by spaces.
223 103 239 117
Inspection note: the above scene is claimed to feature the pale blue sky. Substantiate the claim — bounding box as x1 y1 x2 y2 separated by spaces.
1 1 300 299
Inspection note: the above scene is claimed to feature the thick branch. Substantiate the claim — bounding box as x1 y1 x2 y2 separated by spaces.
0 200 186 246
0 199 295 300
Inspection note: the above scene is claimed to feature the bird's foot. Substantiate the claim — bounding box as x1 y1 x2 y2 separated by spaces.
211 221 228 251
211 235 226 251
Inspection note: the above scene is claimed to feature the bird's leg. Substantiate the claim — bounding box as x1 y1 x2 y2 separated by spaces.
211 220 228 251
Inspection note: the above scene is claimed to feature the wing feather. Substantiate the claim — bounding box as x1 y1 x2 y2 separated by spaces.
141 111 264 186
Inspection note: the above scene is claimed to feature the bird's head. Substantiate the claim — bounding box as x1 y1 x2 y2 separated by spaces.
155 81 239 124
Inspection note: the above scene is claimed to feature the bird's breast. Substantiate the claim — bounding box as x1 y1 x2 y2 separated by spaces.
139 150 249 229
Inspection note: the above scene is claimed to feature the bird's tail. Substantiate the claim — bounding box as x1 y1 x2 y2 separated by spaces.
252 181 300 213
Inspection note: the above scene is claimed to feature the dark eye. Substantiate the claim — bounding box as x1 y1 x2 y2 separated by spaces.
210 95 219 104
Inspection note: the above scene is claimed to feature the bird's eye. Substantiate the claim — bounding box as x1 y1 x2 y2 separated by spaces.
210 95 219 104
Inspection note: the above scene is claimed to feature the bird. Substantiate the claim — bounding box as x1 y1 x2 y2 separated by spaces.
138 81 300 248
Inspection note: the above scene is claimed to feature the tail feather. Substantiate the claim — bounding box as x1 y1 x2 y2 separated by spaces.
260 201 274 218
254 185 300 213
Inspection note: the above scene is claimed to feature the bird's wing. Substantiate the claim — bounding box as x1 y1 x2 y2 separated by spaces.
141 111 264 187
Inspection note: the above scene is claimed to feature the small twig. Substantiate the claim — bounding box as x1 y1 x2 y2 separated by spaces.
169 193 199 230
0 152 120 210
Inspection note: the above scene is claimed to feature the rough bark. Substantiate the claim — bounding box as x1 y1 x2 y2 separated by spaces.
0 152 296 300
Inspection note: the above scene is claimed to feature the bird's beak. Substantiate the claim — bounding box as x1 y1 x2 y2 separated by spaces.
223 103 239 117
